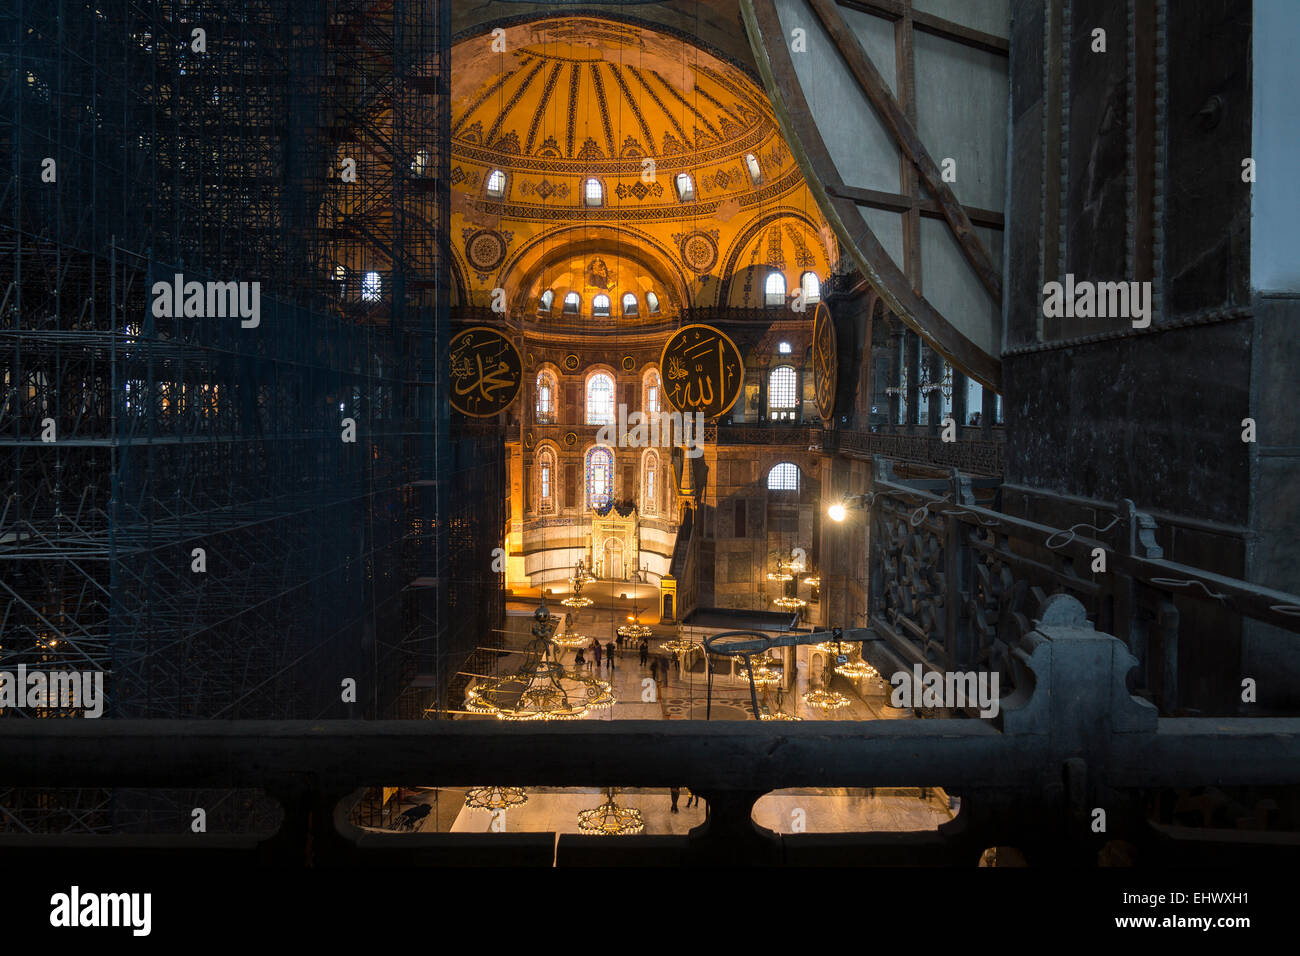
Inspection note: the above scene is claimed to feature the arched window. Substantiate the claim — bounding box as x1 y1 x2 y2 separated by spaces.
746 153 763 184
563 292 580 314
538 447 556 514
586 372 615 425
646 291 660 315
675 172 695 201
586 446 615 509
643 450 660 515
584 178 603 206
486 168 506 198
622 293 639 316
801 271 821 303
768 365 797 420
764 271 786 307
643 369 661 414
777 341 792 354
539 290 554 313
362 271 382 302
411 148 431 177
767 461 800 492
535 371 556 424
333 264 347 299
593 294 611 318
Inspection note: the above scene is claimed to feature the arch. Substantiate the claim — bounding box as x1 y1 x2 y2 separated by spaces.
583 177 604 206
674 171 695 201
539 289 554 313
646 291 661 314
562 291 581 314
745 152 763 184
642 448 661 515
593 293 611 318
764 271 786 308
535 368 558 424
621 292 639 316
768 365 797 419
536 445 557 514
800 271 821 303
586 445 615 509
585 370 616 425
642 366 662 414
767 461 800 492
486 168 507 198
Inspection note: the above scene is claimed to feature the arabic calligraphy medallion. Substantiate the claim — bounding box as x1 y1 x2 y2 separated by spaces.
812 301 838 425
448 326 523 417
659 323 744 420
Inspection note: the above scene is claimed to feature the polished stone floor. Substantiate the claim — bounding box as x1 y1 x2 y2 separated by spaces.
384 601 957 836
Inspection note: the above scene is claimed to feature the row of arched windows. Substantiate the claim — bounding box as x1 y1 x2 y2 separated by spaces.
535 369 661 425
537 365 802 423
536 274 818 314
540 289 661 317
535 448 799 515
534 445 662 514
478 154 767 206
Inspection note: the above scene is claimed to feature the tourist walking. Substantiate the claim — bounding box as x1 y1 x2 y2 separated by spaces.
606 640 616 670
592 639 602 672
670 787 680 813
639 639 649 667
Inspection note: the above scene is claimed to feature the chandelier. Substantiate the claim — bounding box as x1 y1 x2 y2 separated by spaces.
803 689 851 711
773 596 807 610
760 710 802 721
577 788 645 836
814 639 861 655
466 602 615 720
835 658 880 680
464 786 528 812
562 562 595 609
803 575 821 588
618 613 653 640
552 627 589 648
660 638 695 655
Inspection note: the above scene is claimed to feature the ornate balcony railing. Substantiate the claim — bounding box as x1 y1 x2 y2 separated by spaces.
866 456 1300 714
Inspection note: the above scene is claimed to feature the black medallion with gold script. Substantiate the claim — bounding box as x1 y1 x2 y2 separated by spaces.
449 326 523 417
660 323 744 420
812 301 838 425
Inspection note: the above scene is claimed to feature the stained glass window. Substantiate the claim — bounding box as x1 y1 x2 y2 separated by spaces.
587 447 614 508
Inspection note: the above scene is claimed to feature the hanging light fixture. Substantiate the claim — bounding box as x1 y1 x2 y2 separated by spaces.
466 601 615 720
464 786 528 812
760 709 802 721
835 657 879 680
803 688 851 711
577 788 645 835
773 596 807 610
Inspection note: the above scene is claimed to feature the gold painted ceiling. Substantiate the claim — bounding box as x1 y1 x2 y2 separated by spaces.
450 17 836 316
321 16 837 317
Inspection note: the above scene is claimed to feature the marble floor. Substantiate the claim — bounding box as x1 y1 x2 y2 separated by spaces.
382 602 958 837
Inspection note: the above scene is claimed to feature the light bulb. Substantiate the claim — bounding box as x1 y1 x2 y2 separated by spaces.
828 502 846 522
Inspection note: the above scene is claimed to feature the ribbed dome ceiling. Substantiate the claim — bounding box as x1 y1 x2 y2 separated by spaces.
451 18 773 169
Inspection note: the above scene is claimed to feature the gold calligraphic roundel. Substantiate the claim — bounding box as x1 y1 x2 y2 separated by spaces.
660 324 744 420
812 301 838 425
449 326 523 417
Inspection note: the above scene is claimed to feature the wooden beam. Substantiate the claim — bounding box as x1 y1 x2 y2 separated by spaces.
743 0 1000 389
825 184 1005 230
808 0 1003 303
837 0 1009 55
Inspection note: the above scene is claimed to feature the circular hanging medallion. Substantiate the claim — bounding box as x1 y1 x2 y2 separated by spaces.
564 431 577 447
680 232 718 273
812 301 838 425
659 324 744 420
465 230 507 272
563 353 580 372
448 326 523 417
621 355 636 371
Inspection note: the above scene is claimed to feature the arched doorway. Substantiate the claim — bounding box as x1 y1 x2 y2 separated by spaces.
603 538 624 580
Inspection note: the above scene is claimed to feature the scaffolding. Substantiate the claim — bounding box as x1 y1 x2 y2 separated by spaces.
0 0 503 832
